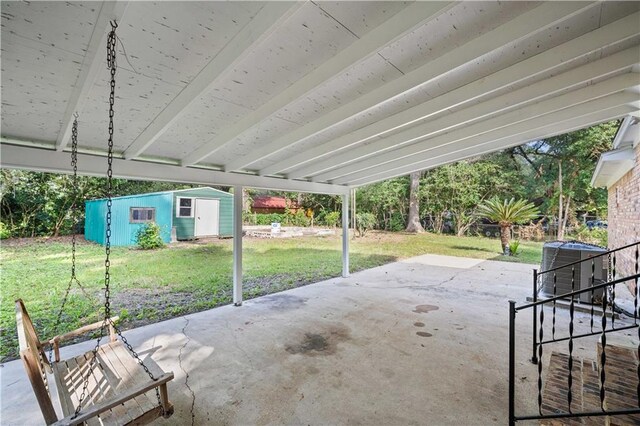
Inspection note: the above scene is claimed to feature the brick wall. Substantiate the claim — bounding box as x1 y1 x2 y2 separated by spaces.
607 143 640 292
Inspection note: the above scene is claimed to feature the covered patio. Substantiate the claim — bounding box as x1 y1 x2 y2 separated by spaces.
2 1 640 424
2 1 639 302
2 254 543 425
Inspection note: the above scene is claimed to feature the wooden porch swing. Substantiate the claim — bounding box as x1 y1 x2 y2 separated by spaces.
15 22 174 426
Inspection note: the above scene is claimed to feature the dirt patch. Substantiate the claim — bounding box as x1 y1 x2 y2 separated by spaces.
285 324 351 356
1 234 95 248
168 237 230 248
112 288 202 316
243 273 332 298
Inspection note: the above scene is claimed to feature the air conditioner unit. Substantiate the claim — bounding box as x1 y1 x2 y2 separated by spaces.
540 242 608 304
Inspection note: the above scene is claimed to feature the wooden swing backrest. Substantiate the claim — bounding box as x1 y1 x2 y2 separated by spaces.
15 299 58 424
16 299 175 425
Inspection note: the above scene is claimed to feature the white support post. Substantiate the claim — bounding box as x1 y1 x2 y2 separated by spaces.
342 193 350 278
233 185 243 306
351 189 357 230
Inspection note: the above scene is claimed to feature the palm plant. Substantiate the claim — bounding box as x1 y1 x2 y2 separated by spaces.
477 197 539 255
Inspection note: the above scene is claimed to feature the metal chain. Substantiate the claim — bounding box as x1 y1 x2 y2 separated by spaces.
70 114 79 281
48 114 90 364
73 21 162 417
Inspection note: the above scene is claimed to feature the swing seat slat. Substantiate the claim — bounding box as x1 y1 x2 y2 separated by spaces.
15 299 174 426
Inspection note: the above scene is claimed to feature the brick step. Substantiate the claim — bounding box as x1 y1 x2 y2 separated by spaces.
540 344 640 426
597 343 640 426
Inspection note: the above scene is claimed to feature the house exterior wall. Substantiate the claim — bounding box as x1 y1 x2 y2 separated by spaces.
607 143 640 292
172 188 233 239
85 193 173 246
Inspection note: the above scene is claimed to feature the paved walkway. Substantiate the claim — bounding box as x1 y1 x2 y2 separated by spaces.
2 254 542 425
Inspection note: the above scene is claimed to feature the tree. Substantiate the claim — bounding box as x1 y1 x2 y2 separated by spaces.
405 172 424 233
512 120 618 235
356 177 408 231
477 197 540 255
421 157 522 235
0 170 195 238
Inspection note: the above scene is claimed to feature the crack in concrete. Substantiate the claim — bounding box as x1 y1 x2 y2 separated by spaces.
178 317 196 426
431 271 464 288
351 285 428 290
351 271 466 291
225 318 255 370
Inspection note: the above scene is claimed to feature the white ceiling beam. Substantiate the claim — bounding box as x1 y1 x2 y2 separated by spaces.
0 144 348 195
263 13 640 178
222 1 598 172
55 1 128 151
122 2 304 160
320 75 638 182
332 92 638 185
348 106 637 187
289 48 639 180
180 1 457 166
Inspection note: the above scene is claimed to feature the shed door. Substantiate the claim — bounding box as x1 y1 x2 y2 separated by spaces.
194 199 219 237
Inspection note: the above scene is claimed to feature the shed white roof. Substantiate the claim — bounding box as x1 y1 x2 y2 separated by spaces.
2 1 639 194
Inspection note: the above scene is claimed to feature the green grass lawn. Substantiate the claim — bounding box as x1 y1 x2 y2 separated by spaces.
0 232 542 360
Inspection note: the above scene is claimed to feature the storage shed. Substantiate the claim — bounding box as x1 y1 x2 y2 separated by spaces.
85 187 233 246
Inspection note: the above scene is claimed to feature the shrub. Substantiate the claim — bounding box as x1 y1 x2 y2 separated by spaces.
389 211 405 232
0 222 11 239
286 210 311 227
135 222 165 250
252 213 286 225
323 211 340 228
508 240 520 256
244 212 311 227
242 211 256 225
355 212 376 237
572 225 607 247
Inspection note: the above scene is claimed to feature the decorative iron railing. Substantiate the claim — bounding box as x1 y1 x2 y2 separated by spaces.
508 241 640 425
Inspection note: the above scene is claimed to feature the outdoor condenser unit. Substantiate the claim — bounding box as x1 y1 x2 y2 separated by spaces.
540 242 608 304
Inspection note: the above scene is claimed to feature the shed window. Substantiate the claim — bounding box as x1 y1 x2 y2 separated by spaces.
130 207 155 223
176 197 193 218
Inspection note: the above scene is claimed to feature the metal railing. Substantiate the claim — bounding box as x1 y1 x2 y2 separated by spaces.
509 241 640 425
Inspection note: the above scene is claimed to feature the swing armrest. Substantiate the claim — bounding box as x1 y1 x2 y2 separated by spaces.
48 317 120 361
52 372 174 426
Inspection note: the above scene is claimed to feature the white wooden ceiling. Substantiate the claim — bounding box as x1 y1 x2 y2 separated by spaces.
2 1 639 193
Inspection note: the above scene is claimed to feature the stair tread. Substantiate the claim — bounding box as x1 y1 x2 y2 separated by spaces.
539 345 640 426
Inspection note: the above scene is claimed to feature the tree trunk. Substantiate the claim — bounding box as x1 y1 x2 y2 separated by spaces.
242 188 251 212
557 161 564 240
500 224 511 255
405 172 425 233
562 194 571 236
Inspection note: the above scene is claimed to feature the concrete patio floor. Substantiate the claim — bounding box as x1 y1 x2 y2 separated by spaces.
2 254 546 425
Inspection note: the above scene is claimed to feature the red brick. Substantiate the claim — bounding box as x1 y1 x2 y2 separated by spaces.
607 143 640 294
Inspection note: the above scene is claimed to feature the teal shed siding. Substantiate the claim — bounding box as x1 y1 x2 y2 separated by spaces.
84 200 105 244
84 187 233 246
172 188 233 239
84 193 173 246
